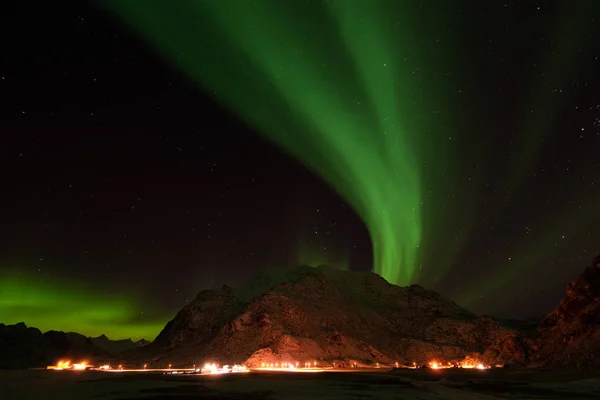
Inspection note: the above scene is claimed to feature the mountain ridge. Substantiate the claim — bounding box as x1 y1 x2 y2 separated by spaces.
140 265 529 368
2 255 599 369
0 322 150 369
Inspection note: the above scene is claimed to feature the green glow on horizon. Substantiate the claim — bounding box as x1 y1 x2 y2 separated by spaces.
0 270 164 340
103 0 449 286
294 235 350 271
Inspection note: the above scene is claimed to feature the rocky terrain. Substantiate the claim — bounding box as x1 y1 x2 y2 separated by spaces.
0 323 149 369
142 256 600 369
532 255 600 367
141 265 533 368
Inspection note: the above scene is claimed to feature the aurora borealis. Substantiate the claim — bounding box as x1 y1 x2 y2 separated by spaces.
104 0 445 286
0 270 164 340
1 1 599 339
105 0 599 287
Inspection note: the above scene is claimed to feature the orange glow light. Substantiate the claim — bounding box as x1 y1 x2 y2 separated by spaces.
72 362 87 370
427 359 490 370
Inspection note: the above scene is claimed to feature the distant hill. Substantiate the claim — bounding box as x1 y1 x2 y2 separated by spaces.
0 323 106 369
0 323 150 369
90 334 149 354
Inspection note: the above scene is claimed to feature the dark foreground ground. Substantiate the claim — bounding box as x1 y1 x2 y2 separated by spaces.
1 368 600 400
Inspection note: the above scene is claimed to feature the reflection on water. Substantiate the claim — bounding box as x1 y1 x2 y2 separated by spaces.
1 369 599 400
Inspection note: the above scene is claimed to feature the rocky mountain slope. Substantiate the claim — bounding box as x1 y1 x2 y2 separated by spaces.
532 255 600 367
142 265 530 367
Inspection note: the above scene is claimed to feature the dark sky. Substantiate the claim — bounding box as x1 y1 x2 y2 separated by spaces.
1 0 599 338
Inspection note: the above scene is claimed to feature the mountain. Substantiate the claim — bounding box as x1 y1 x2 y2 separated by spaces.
531 255 600 367
142 265 530 367
90 334 149 354
0 323 107 369
0 324 151 369
5 255 599 369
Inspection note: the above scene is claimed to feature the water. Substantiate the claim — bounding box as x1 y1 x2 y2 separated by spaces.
1 369 599 399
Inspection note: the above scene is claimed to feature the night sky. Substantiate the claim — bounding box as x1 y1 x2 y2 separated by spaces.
1 0 599 340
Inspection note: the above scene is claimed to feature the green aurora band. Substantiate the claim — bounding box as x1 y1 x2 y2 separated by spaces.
104 0 460 286
102 0 597 305
0 270 164 340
